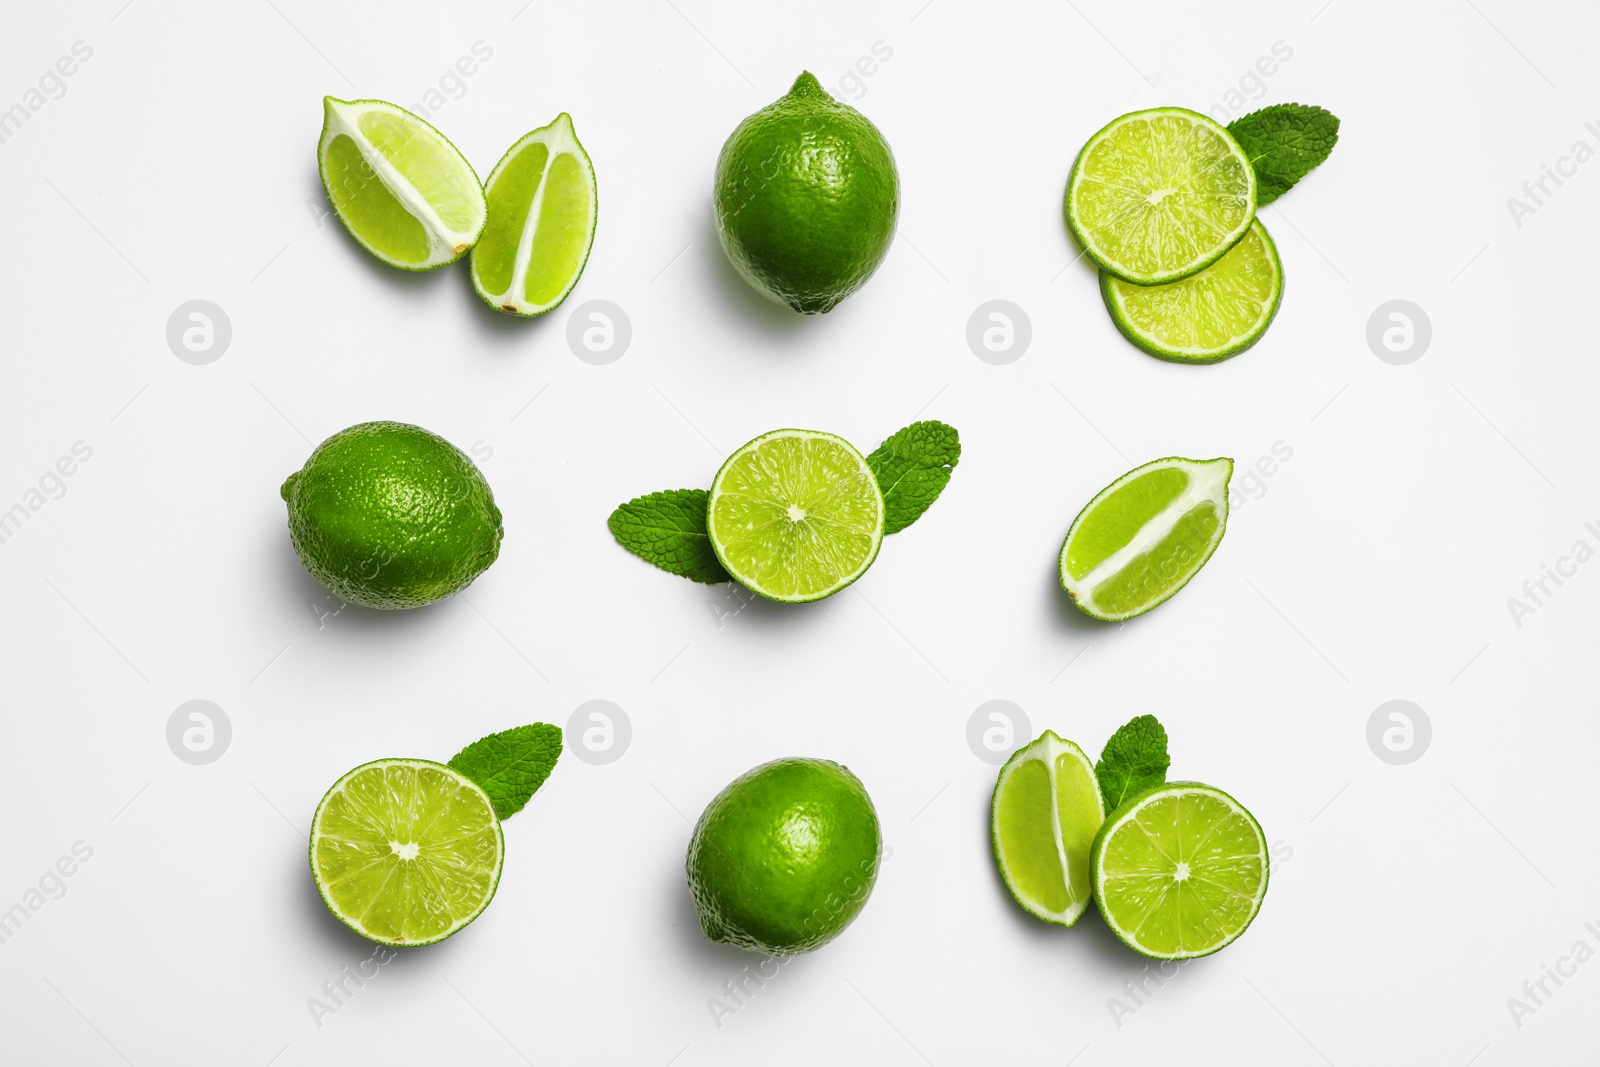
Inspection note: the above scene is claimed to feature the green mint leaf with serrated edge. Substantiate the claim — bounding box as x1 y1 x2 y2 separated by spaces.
866 421 961 535
448 723 563 820
1095 714 1171 814
608 488 731 584
1228 103 1340 206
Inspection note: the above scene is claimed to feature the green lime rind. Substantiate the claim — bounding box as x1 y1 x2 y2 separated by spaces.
1090 781 1268 960
686 757 882 955
281 421 503 610
1065 106 1256 286
1101 219 1284 364
1058 456 1232 622
317 97 487 272
309 758 505 948
470 112 598 317
991 730 1106 927
713 72 899 314
706 428 885 604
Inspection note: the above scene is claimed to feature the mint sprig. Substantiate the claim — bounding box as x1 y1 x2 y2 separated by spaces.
866 420 961 535
609 421 960 583
608 489 730 584
449 723 563 819
1228 103 1340 206
1095 714 1170 814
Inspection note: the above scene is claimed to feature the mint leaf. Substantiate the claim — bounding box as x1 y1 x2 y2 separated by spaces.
866 421 961 535
1228 104 1340 206
448 723 562 819
1095 715 1170 814
608 489 730 584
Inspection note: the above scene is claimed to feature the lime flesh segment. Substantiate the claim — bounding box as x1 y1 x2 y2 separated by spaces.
1102 219 1283 363
471 113 597 316
310 759 504 946
1092 782 1268 959
1059 457 1232 621
318 98 486 271
991 731 1106 926
707 429 884 603
1066 107 1256 285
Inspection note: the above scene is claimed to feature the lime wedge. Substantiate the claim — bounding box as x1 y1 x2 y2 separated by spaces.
471 113 598 316
1065 107 1256 285
310 758 504 946
1059 457 1232 621
1092 782 1268 959
991 731 1106 926
707 429 884 603
1102 219 1283 363
318 98 487 271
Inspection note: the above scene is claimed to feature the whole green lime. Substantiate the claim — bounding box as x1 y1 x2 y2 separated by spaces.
281 421 502 610
713 72 899 315
686 757 881 954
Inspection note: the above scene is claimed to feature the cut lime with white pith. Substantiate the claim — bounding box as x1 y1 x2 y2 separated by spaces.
1059 457 1232 621
318 98 487 271
707 429 884 603
1065 107 1256 286
1092 782 1268 959
471 113 597 316
991 731 1106 926
310 759 504 946
1102 219 1283 363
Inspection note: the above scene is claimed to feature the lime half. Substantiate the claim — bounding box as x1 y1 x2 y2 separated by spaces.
1065 107 1255 285
991 731 1106 926
707 429 885 603
310 759 504 946
1092 782 1268 959
1102 219 1283 363
471 113 598 316
318 98 486 271
1059 456 1232 621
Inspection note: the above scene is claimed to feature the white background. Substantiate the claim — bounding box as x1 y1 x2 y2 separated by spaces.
1 0 1597 1063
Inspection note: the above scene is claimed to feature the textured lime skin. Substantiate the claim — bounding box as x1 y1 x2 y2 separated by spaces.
714 72 899 314
687 758 882 954
281 422 502 609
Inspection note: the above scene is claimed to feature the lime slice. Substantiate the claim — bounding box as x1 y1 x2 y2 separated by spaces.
1102 219 1283 363
309 758 504 946
1092 782 1268 959
1065 107 1256 285
991 731 1105 926
471 113 598 316
707 429 884 603
318 98 486 271
1059 456 1232 621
